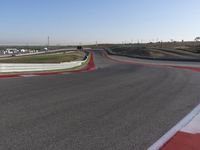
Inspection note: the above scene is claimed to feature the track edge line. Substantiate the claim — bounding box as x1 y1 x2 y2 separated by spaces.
147 103 200 150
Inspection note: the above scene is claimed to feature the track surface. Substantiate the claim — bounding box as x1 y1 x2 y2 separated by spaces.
0 50 200 150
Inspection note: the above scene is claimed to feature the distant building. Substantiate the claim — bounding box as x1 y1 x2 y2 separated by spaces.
44 48 48 51
20 49 27 53
29 49 39 53
1 48 41 55
3 50 6 55
5 48 19 54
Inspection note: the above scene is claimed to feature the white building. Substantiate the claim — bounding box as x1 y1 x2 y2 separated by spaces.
20 49 27 53
3 50 6 55
5 49 19 54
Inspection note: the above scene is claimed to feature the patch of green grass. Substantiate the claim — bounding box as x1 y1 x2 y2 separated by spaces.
0 51 85 63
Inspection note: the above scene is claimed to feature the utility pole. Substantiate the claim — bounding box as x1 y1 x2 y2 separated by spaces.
47 36 50 47
96 41 98 47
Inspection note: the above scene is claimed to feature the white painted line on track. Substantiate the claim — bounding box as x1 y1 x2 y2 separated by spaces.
148 103 200 150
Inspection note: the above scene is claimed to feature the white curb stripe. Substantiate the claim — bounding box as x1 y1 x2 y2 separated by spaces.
181 111 200 134
20 74 39 77
148 103 200 150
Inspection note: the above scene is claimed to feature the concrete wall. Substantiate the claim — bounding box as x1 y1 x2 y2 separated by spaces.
0 60 86 73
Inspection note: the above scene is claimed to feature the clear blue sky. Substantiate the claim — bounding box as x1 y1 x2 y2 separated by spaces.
0 0 200 45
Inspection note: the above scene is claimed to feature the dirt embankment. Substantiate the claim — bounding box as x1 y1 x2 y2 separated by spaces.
109 46 200 61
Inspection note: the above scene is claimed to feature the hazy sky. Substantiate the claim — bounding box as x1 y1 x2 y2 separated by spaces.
0 0 200 45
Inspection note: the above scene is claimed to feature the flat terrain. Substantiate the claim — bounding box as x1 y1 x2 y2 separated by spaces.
0 51 84 63
0 50 200 150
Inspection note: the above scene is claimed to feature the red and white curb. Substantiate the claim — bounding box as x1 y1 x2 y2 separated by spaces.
148 103 200 150
173 66 200 73
0 53 96 79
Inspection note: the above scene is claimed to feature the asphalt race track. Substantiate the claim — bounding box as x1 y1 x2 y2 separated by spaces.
0 50 200 150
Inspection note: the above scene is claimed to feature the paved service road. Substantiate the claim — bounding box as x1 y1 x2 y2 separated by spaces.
0 50 200 150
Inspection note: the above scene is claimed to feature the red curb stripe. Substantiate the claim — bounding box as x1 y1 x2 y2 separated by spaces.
161 132 200 150
174 66 200 72
0 74 20 78
69 52 96 73
34 71 63 76
148 104 200 150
